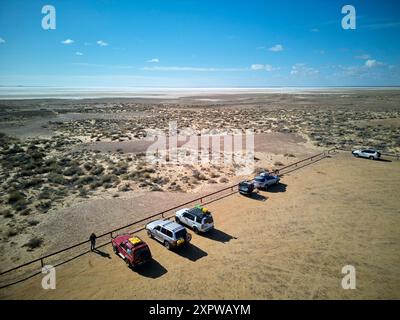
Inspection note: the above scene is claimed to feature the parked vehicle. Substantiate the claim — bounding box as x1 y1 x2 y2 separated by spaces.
352 149 381 160
238 181 255 195
252 172 280 190
146 220 192 250
111 234 152 268
175 206 214 233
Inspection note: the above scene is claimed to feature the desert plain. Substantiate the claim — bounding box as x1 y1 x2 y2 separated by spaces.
0 88 399 299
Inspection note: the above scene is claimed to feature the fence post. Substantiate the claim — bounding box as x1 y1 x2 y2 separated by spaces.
40 258 44 268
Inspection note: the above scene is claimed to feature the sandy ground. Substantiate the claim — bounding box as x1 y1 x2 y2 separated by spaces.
1 152 399 299
83 132 312 155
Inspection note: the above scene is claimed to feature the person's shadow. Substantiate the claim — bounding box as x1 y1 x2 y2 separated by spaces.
93 248 111 259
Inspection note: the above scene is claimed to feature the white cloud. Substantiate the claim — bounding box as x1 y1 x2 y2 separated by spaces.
75 52 83 56
143 64 278 72
355 54 371 60
290 63 319 76
332 61 389 79
143 66 248 72
364 21 400 30
365 59 378 68
269 44 284 52
61 39 74 45
72 62 134 69
147 58 159 63
96 40 108 47
0 37 5 44
251 64 273 71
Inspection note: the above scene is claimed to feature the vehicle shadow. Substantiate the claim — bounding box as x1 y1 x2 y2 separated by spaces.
267 183 287 193
175 243 208 262
376 158 392 163
93 248 111 259
248 192 267 201
134 258 168 279
354 156 392 163
202 228 237 243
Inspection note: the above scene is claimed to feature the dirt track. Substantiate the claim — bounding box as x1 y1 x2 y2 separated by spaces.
1 152 399 299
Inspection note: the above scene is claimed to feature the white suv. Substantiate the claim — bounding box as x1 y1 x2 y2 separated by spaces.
175 207 214 233
352 149 381 160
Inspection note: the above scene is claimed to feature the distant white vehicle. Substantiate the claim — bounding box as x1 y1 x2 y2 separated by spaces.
352 149 381 160
252 172 280 190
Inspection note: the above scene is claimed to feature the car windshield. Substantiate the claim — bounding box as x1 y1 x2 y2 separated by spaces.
174 229 187 240
203 216 213 224
255 177 264 182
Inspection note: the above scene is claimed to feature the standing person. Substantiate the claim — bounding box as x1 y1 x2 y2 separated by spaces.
90 233 97 251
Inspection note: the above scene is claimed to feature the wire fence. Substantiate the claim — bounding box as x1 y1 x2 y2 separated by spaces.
0 147 344 289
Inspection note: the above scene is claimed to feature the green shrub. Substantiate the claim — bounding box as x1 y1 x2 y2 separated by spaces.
24 237 43 250
90 165 104 175
2 210 14 218
63 166 84 177
20 208 31 216
22 177 43 188
8 190 25 204
27 220 40 226
47 173 67 185
35 201 51 212
6 229 18 237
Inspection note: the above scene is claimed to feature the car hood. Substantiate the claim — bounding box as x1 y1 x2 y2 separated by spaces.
176 208 189 216
146 220 162 230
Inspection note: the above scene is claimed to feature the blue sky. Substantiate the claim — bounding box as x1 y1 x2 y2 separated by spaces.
0 0 400 87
